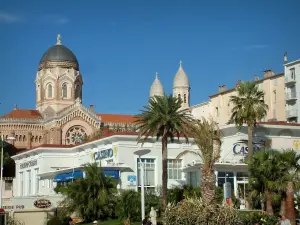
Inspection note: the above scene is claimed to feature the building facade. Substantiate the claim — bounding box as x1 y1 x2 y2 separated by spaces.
191 70 286 126
8 122 300 224
284 53 300 123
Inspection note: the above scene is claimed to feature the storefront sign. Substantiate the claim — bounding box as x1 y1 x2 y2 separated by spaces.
127 175 137 186
94 148 113 161
3 205 25 210
232 139 271 155
34 199 52 209
20 160 37 169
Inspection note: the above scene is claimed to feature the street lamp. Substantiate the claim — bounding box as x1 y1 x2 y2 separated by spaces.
0 135 15 208
133 149 151 221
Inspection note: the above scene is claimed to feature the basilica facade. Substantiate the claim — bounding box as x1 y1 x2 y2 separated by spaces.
0 35 191 150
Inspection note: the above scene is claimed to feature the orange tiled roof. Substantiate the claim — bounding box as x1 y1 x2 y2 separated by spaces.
1 109 42 120
97 114 137 124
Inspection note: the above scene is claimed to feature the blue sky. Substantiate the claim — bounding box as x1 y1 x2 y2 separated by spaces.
1 0 300 115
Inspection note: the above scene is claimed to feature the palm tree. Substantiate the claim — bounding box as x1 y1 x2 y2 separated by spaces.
135 95 194 209
229 81 268 161
277 150 300 223
249 149 284 215
59 163 116 221
177 117 221 204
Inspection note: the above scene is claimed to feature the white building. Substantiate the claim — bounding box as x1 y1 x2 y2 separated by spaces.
8 121 300 225
284 53 300 123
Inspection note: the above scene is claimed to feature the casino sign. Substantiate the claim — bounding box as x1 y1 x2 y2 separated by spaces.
232 138 271 155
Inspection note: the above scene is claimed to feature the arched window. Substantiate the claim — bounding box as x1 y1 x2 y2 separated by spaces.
184 94 187 103
178 94 181 99
62 83 67 98
47 84 53 98
75 84 81 99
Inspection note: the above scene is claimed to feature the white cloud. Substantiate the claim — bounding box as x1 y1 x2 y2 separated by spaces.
0 12 21 23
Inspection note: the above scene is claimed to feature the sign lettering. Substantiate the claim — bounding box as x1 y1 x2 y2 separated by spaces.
94 148 113 161
34 199 52 209
233 139 270 155
20 160 37 169
4 205 25 210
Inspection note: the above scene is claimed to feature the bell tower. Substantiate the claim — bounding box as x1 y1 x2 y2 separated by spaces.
173 60 190 110
35 34 83 118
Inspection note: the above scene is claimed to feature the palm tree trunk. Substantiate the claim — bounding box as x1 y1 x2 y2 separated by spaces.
280 198 286 217
286 182 295 225
247 125 253 161
200 164 215 204
161 136 168 210
265 190 273 215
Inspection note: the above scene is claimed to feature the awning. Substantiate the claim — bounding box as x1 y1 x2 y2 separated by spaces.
53 171 84 182
53 174 68 182
104 170 119 179
65 171 84 181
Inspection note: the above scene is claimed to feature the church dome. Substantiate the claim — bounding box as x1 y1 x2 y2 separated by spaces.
150 72 164 97
173 60 189 88
38 34 79 70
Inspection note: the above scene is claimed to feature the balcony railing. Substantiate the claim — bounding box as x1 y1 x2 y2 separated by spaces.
285 92 297 101
286 109 298 118
285 76 296 84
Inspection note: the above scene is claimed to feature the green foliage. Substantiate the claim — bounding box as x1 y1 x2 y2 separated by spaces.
116 190 140 221
229 81 268 127
59 163 117 222
163 198 238 225
135 94 194 143
237 211 277 225
249 149 300 213
167 185 201 205
47 216 62 225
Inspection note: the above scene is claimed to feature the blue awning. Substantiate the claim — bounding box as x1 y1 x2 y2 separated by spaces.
103 170 119 179
65 171 84 181
53 174 68 182
53 169 119 182
53 171 84 182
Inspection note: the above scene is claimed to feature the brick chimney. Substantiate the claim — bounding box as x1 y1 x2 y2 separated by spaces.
89 105 94 112
263 70 274 78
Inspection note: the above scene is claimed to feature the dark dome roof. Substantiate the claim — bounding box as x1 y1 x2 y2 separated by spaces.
39 44 79 70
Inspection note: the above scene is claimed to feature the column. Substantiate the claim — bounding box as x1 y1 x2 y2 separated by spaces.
214 170 218 186
10 131 15 145
43 131 48 144
27 132 32 149
55 128 62 144
233 172 238 198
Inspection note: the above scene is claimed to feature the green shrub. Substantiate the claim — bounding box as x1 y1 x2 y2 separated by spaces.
237 211 277 225
116 190 141 221
163 197 238 225
47 216 62 225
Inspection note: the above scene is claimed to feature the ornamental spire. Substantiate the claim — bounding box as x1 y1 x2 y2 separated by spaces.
56 33 62 45
155 72 158 79
179 60 182 69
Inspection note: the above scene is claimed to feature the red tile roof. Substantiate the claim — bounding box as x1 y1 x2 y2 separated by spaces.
1 109 42 119
97 114 137 123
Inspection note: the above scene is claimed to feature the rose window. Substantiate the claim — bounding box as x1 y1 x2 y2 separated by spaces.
65 126 87 144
